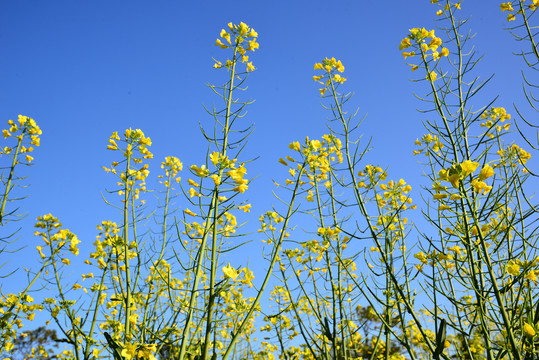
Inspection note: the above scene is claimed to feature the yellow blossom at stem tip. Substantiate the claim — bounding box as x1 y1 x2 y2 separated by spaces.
523 322 536 336
223 264 239 280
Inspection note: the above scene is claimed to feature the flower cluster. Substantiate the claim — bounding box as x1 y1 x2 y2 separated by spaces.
497 144 532 168
120 343 158 360
0 293 43 354
377 178 414 211
480 106 511 138
258 211 287 243
436 160 495 204
431 1 462 16
1 115 41 163
500 1 539 21
281 134 343 196
228 164 248 193
399 28 448 73
313 57 346 96
413 133 444 155
159 156 183 188
214 22 258 72
506 258 539 284
501 2 517 21
189 154 248 194
103 128 153 200
89 220 130 270
34 214 80 259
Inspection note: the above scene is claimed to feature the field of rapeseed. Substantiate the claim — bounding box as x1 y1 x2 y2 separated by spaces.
1 1 538 359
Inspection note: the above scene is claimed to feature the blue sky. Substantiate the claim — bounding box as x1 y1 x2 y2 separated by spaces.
0 0 535 325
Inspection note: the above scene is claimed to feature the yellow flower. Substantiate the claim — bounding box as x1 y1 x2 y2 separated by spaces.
507 260 520 276
439 204 451 211
314 63 324 70
436 9 443 15
289 141 301 152
525 270 538 284
220 29 231 44
36 246 46 259
440 47 449 57
433 193 448 200
399 38 412 50
523 322 536 336
210 174 220 185
184 208 197 217
507 13 516 21
191 164 210 177
414 252 428 264
209 152 220 165
454 2 461 9
61 258 70 265
238 204 251 212
121 343 138 360
238 22 249 36
470 179 491 194
188 188 200 198
137 344 158 360
215 39 228 49
233 183 248 193
428 37 442 51
402 51 415 59
247 40 259 51
448 245 463 256
448 174 459 188
333 74 346 83
461 160 479 175
246 62 255 72
478 164 495 181
428 71 437 81
500 2 514 12
223 264 239 280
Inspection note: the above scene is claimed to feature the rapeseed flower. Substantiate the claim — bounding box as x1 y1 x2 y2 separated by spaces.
478 164 495 181
214 22 258 72
524 322 536 337
223 264 239 280
501 2 514 11
507 260 520 276
461 160 479 175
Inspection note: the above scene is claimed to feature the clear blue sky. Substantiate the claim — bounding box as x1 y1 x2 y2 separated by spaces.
0 0 533 321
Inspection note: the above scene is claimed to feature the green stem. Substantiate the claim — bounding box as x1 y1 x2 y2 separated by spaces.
123 151 132 341
0 136 23 225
